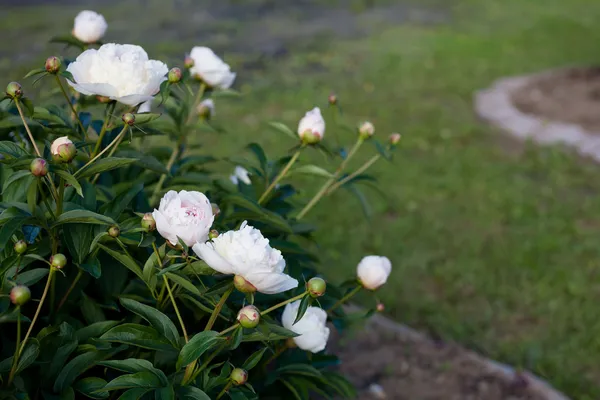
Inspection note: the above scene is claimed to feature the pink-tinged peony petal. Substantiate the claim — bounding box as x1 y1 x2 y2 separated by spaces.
159 191 181 213
192 242 236 275
152 209 177 246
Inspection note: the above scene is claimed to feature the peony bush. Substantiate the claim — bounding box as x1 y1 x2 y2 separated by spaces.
0 10 400 400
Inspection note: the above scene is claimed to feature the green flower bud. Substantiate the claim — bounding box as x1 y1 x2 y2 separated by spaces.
50 253 67 269
122 113 135 126
14 240 27 255
233 275 256 294
208 229 219 240
51 137 76 163
236 305 260 329
141 213 156 232
300 129 322 145
30 158 48 177
358 121 375 140
168 67 182 83
10 285 31 306
306 277 326 298
108 225 120 238
184 54 194 69
230 368 248 386
6 82 23 99
45 56 61 74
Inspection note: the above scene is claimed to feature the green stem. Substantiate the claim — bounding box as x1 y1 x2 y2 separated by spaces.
217 382 233 399
14 99 42 157
188 342 228 383
162 275 189 342
204 286 234 332
296 138 364 220
328 284 362 313
8 307 21 386
261 292 307 316
56 178 65 216
75 124 128 178
55 75 87 142
56 269 83 312
258 147 304 204
37 180 56 219
326 154 381 196
187 83 206 125
91 102 116 157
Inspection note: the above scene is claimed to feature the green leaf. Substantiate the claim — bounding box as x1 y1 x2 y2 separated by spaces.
294 296 312 324
164 272 201 296
98 244 144 281
0 141 29 158
63 225 94 265
54 351 100 393
176 331 222 370
242 347 267 371
134 155 168 174
15 268 49 286
100 323 175 351
80 257 102 278
154 385 175 400
222 194 292 233
76 320 120 342
100 183 144 220
49 35 85 49
3 170 31 194
0 215 30 251
290 165 333 179
24 68 47 79
77 157 137 179
14 338 39 375
54 169 83 197
74 377 109 399
277 363 323 379
52 209 116 227
119 298 180 348
177 387 211 400
156 262 186 276
102 371 164 391
246 143 267 173
99 359 168 386
21 98 34 117
268 122 298 140
133 113 162 124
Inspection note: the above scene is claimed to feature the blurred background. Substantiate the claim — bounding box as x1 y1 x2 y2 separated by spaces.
2 0 600 398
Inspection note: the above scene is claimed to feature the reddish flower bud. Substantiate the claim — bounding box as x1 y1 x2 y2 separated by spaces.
122 113 135 126
358 121 375 140
45 56 61 74
30 158 48 177
230 368 248 385
6 82 22 99
10 285 31 306
389 133 401 145
184 54 195 69
208 229 219 240
328 93 337 105
306 277 326 298
141 213 156 232
237 305 260 329
168 67 182 83
108 225 120 238
376 303 385 312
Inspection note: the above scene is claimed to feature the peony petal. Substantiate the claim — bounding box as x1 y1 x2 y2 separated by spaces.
192 242 236 275
153 209 177 246
159 190 181 213
67 81 118 98
244 271 298 294
220 72 236 89
116 94 154 107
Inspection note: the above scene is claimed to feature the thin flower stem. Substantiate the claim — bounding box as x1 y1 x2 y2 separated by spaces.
7 307 21 386
162 275 189 342
219 323 239 336
261 291 307 316
92 102 116 157
328 284 362 314
187 83 206 125
258 146 304 204
204 286 234 332
14 99 41 157
56 178 65 216
74 124 128 178
187 342 228 383
217 382 233 399
56 269 83 312
296 138 364 220
37 180 56 219
326 154 381 196
54 75 87 142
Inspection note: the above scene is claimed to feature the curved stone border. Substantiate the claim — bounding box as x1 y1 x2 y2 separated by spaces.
474 69 600 161
346 306 571 400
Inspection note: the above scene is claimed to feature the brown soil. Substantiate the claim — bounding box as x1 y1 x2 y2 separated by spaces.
332 315 554 400
511 66 600 132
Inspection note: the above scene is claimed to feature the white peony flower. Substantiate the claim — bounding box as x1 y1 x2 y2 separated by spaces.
357 255 392 290
66 43 168 106
282 300 330 353
138 99 153 113
297 107 325 140
230 166 251 185
153 190 214 247
188 47 236 89
192 222 298 294
73 10 107 43
50 136 73 156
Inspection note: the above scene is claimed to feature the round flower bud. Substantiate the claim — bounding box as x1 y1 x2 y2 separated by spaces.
233 275 257 294
141 213 156 232
50 253 67 269
122 113 135 126
298 107 325 144
328 93 337 105
211 203 220 217
208 229 219 240
30 158 48 177
306 277 326 298
184 54 195 69
358 121 375 140
389 133 401 145
168 67 182 83
357 255 391 290
230 368 248 386
376 303 385 312
10 285 31 306
51 137 77 163
14 240 27 255
6 82 23 99
236 305 260 329
108 225 120 238
301 129 323 145
45 56 61 74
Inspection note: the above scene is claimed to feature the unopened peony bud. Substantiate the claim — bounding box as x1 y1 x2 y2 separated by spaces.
376 303 385 312
51 137 76 163
197 99 215 120
211 203 220 216
357 255 391 290
389 133 401 145
184 54 194 69
141 213 156 232
108 225 120 238
10 285 31 306
359 121 375 140
6 82 22 99
301 129 322 145
50 253 67 269
328 93 337 105
168 67 182 83
14 240 27 255
298 107 325 144
30 158 48 177
122 113 135 126
230 368 248 386
208 229 219 240
234 275 257 294
96 95 111 103
72 10 107 43
237 305 260 329
45 56 61 74
307 277 326 298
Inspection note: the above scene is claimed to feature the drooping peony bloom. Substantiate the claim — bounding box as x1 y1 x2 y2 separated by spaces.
297 107 325 143
188 47 236 89
66 43 168 106
153 190 214 247
192 222 298 294
230 166 251 185
356 255 392 290
282 300 330 353
72 10 107 43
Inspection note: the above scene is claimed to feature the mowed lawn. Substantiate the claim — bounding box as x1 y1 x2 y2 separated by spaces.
3 0 600 398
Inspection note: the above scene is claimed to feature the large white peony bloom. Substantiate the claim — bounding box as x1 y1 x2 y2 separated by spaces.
229 166 251 185
153 190 214 247
192 222 298 294
356 255 392 290
188 47 236 89
73 10 107 43
297 107 325 140
66 43 168 106
282 301 330 353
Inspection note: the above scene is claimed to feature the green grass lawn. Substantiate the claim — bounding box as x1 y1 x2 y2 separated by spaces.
3 0 600 398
